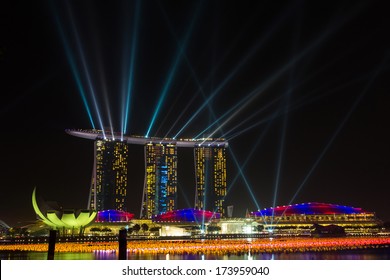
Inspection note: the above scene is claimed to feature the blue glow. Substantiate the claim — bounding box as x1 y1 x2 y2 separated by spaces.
271 89 291 224
201 96 280 144
122 0 141 138
146 3 201 137
223 122 274 225
52 12 95 129
96 210 134 222
163 90 197 138
253 202 364 216
158 166 169 213
194 93 260 139
65 3 106 138
229 148 261 212
227 119 273 193
174 7 292 139
180 3 363 140
152 208 219 223
287 62 386 207
158 1 219 140
200 19 354 219
99 71 115 140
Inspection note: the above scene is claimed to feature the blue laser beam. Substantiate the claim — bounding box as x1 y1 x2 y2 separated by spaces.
200 5 365 144
51 9 96 129
229 148 261 212
198 45 342 141
227 120 274 193
98 66 115 140
187 7 296 213
158 1 224 139
122 0 141 138
226 113 278 141
199 96 280 142
269 54 390 228
271 23 300 224
179 1 366 140
174 6 294 139
159 78 198 138
221 105 277 140
271 90 291 225
223 120 276 225
224 76 365 142
199 79 277 144
145 2 202 137
65 2 106 138
92 44 114 139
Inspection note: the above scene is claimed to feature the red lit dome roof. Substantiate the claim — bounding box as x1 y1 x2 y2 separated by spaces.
252 202 366 216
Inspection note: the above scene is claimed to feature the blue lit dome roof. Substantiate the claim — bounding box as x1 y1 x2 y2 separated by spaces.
252 202 366 217
152 208 220 222
96 209 134 222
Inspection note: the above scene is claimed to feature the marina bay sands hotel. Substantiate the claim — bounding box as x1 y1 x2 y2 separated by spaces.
66 129 228 219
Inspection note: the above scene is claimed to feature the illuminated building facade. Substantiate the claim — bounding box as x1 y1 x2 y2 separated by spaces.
89 140 128 211
152 208 220 223
32 188 96 235
194 146 227 216
95 209 134 222
66 129 228 219
141 143 177 218
251 202 383 235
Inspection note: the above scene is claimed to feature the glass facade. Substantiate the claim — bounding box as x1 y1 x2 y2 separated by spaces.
194 146 227 216
89 140 128 211
141 143 177 218
75 130 227 219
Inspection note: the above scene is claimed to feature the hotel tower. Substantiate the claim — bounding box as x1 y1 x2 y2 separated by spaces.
141 143 177 219
88 140 128 211
66 129 228 217
194 146 227 216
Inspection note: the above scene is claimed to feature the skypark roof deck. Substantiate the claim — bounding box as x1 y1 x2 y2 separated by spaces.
66 129 228 148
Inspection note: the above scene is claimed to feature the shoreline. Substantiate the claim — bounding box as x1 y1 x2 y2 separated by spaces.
1 237 390 255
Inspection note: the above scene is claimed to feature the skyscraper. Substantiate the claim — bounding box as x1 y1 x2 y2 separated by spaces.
194 146 227 216
89 140 128 211
66 129 228 217
141 143 177 218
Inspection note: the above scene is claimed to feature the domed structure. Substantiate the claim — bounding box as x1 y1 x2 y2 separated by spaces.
252 202 365 217
152 208 220 223
251 202 381 236
32 188 96 232
95 209 134 222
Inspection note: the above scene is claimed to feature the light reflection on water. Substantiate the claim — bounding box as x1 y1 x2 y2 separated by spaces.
2 248 390 260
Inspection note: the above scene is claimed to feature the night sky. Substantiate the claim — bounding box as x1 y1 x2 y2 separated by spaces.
1 0 389 226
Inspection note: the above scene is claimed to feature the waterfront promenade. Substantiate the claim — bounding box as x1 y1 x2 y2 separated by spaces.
1 237 390 255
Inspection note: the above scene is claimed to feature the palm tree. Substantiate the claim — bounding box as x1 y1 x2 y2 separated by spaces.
132 224 141 234
89 227 101 235
141 223 149 233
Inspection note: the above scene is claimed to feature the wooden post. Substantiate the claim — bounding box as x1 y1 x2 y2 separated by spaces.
47 230 57 260
118 229 127 260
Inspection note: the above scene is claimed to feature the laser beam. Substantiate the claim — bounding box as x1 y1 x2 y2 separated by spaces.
122 0 141 139
199 1 365 143
65 2 106 138
145 2 202 137
279 54 388 223
51 8 96 129
174 5 295 139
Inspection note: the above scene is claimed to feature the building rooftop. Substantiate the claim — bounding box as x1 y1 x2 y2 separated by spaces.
252 202 368 217
66 129 228 147
152 208 221 223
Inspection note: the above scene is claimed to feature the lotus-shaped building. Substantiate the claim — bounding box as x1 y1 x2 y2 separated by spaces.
32 188 96 231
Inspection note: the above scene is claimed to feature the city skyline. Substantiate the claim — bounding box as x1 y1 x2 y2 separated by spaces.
1 0 389 226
